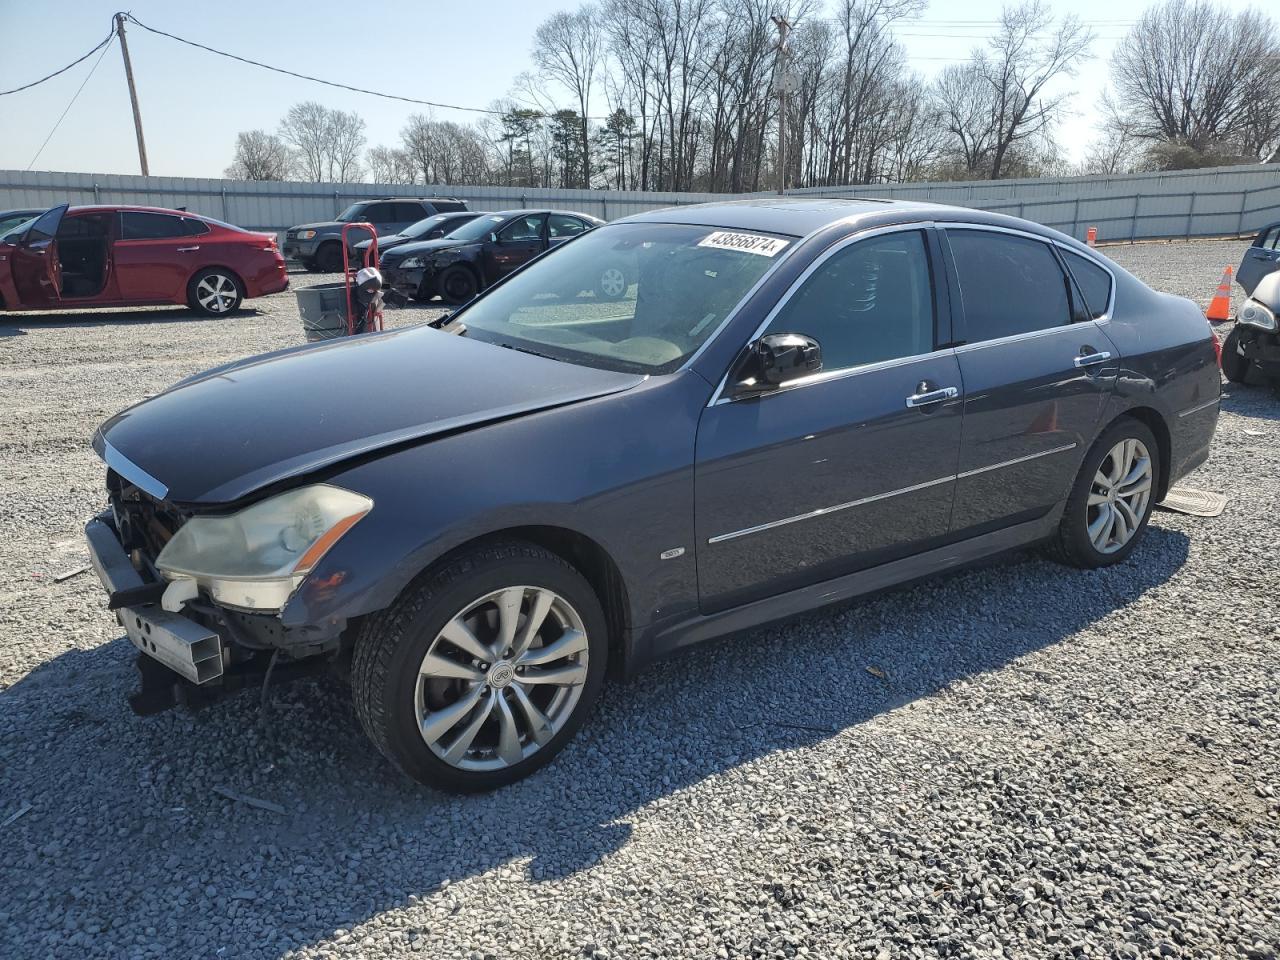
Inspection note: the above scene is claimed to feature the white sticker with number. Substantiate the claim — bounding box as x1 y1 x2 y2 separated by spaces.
696 231 790 257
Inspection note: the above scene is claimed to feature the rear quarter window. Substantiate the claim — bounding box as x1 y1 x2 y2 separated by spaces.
1062 250 1114 320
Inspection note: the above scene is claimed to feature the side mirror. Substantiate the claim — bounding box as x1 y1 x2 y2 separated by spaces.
729 333 822 397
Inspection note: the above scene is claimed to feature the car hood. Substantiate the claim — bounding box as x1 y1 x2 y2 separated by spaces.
355 234 407 251
290 221 344 233
382 237 472 262
94 327 644 505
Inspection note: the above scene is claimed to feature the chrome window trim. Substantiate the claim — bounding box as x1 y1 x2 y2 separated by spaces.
102 440 169 500
707 441 1078 544
1177 396 1220 418
707 222 941 407
941 221 1117 324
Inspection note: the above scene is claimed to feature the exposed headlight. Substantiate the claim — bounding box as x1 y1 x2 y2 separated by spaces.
156 484 372 612
297 230 317 240
1238 300 1277 331
399 256 424 269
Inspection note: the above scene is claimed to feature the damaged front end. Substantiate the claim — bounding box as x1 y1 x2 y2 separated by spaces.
86 469 353 715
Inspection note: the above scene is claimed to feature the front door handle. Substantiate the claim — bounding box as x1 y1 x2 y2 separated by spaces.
905 385 959 408
1074 350 1112 367
176 246 200 253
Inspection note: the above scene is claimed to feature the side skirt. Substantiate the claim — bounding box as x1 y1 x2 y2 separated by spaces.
631 506 1064 672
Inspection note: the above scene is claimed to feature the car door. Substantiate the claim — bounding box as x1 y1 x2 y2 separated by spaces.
114 211 203 302
6 203 66 308
1237 224 1280 295
941 226 1119 536
694 226 965 613
547 214 591 249
485 213 548 281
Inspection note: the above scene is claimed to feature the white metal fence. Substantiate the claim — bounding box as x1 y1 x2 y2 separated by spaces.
3 163 1279 243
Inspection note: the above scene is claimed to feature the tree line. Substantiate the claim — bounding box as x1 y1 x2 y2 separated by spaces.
225 0 1280 191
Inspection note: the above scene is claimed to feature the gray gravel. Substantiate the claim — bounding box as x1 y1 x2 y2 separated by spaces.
1 244 1277 960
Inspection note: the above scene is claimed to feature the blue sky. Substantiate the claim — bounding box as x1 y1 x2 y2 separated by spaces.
0 0 1262 179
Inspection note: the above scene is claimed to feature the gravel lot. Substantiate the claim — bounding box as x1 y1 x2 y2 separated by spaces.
1 241 1277 960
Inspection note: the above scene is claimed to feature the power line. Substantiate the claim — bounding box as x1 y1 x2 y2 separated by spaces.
27 32 117 169
120 12 512 118
0 27 116 96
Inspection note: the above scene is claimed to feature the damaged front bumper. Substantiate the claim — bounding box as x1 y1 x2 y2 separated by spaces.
85 513 344 714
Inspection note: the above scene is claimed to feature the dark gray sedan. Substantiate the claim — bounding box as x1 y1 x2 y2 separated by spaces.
85 199 1221 792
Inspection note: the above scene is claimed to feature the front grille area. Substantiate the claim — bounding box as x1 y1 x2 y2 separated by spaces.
106 468 189 575
285 229 298 240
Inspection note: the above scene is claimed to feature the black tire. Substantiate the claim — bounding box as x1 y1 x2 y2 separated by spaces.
351 540 609 792
595 262 629 301
302 259 324 273
1046 417 1161 569
314 242 344 273
437 265 480 305
186 268 244 316
1221 325 1251 384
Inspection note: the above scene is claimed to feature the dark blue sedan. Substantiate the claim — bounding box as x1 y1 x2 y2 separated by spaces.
85 199 1221 792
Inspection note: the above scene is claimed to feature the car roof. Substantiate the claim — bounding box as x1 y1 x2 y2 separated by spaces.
617 197 1037 239
479 209 604 222
66 204 211 217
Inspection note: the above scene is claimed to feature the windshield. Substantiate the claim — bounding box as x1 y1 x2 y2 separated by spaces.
454 222 792 374
444 214 507 243
335 203 367 223
402 215 449 239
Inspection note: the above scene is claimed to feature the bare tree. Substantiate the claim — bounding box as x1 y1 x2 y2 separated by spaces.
327 109 366 182
533 6 603 187
366 145 416 184
975 1 1093 180
224 130 292 181
401 114 492 185
1110 0 1280 165
278 101 332 181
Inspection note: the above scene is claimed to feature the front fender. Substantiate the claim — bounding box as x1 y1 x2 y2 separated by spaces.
279 371 712 637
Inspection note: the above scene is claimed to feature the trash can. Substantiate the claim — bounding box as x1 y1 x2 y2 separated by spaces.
296 282 349 342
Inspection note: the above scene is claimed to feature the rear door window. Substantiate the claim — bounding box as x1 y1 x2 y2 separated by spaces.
120 212 189 240
946 230 1071 342
393 202 423 221
549 214 589 239
763 230 936 371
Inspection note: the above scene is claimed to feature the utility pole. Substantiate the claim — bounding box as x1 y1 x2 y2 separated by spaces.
115 12 150 176
770 15 791 196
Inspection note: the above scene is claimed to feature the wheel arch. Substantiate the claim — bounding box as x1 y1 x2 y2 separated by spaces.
186 263 246 294
368 523 632 679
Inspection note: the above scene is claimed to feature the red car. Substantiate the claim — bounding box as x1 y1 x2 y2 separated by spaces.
0 204 288 316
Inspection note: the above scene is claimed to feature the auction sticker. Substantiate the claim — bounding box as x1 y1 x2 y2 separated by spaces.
697 231 790 257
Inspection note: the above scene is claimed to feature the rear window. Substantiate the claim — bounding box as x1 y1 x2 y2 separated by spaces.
1062 250 1113 320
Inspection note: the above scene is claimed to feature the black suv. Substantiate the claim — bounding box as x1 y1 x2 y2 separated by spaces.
283 198 468 273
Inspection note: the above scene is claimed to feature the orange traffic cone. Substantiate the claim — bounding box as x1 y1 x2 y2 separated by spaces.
1206 265 1234 322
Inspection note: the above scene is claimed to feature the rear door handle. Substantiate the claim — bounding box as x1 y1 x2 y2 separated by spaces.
905 385 959 408
1074 351 1112 367
176 246 200 253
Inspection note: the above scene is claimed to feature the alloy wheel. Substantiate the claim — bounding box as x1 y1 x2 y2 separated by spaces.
414 586 590 771
599 267 626 297
196 273 238 313
1086 438 1153 554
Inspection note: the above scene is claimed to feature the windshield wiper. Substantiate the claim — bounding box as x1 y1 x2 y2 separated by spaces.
497 342 558 361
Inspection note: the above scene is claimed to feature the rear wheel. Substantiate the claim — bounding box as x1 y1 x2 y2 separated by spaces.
315 242 344 273
438 265 479 305
1221 325 1252 384
351 540 608 792
1047 417 1160 569
186 268 243 316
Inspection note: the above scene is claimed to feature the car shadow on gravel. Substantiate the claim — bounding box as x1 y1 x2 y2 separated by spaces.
0 527 1190 957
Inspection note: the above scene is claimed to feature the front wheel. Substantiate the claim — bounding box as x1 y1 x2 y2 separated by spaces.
351 540 608 792
437 265 479 305
1046 417 1160 569
1221 325 1252 384
187 268 243 316
314 242 344 273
